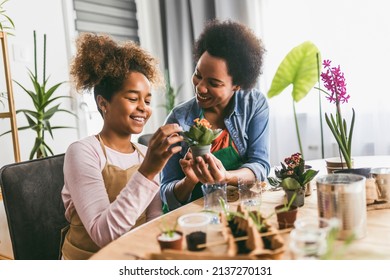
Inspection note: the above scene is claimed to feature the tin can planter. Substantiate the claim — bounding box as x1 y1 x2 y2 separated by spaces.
316 174 367 240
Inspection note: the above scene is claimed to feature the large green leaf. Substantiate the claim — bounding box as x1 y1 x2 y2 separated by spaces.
280 177 301 190
267 41 320 102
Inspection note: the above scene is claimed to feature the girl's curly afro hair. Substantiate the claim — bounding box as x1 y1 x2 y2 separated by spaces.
70 33 162 103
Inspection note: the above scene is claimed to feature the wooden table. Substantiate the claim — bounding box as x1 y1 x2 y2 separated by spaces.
90 156 390 260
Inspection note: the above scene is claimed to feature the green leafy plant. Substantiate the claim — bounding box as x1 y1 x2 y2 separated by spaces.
280 191 297 212
218 197 267 232
183 118 222 147
267 41 320 157
268 152 319 192
159 218 178 238
160 69 182 115
0 0 15 35
247 211 268 232
216 197 245 222
0 91 6 108
0 31 76 159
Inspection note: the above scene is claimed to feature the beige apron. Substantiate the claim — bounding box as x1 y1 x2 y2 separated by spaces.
61 135 146 260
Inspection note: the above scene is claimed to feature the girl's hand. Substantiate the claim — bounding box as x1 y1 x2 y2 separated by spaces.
191 153 230 184
138 124 183 180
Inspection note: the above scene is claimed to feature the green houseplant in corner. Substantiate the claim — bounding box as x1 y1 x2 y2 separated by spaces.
0 31 76 159
0 0 14 107
267 41 321 158
160 69 183 116
0 0 15 35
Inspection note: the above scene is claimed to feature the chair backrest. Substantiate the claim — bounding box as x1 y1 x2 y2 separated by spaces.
0 154 69 260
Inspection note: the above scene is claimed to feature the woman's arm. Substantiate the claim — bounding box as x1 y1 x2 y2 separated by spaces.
239 92 270 180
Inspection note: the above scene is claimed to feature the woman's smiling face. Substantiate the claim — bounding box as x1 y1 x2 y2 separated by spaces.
192 51 239 111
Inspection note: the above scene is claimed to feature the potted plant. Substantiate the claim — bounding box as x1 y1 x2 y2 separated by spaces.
0 31 76 159
219 204 285 258
274 192 298 229
183 118 222 158
268 152 319 207
156 219 183 251
316 59 370 178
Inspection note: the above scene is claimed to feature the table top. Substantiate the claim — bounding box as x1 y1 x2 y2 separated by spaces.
90 156 390 260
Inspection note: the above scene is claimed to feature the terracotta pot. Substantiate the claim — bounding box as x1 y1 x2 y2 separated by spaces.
325 157 354 174
275 204 298 229
190 144 211 158
157 231 183 251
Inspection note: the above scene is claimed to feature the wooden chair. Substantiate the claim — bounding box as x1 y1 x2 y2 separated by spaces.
0 154 69 259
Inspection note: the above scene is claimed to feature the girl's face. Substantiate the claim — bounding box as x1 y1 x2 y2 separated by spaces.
101 71 152 135
192 51 239 110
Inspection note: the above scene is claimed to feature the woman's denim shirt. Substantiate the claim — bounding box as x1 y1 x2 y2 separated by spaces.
160 88 270 210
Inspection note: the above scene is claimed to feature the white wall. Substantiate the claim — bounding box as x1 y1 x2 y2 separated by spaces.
0 0 78 167
0 0 78 259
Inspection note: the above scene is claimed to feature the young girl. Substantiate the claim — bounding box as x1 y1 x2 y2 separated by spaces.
61 33 183 259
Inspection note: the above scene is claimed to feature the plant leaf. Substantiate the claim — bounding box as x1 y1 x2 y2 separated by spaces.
43 81 66 103
281 177 301 190
301 169 319 186
267 41 321 102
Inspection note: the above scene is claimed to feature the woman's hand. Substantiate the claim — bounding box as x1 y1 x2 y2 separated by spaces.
191 153 231 184
179 149 199 185
138 124 183 181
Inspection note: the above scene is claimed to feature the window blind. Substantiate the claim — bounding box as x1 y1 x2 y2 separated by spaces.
73 0 139 42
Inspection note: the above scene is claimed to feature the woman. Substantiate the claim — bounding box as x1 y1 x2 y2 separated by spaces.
61 33 183 259
160 19 270 211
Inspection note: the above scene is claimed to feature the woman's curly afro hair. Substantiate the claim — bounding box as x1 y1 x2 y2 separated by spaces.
194 19 265 90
